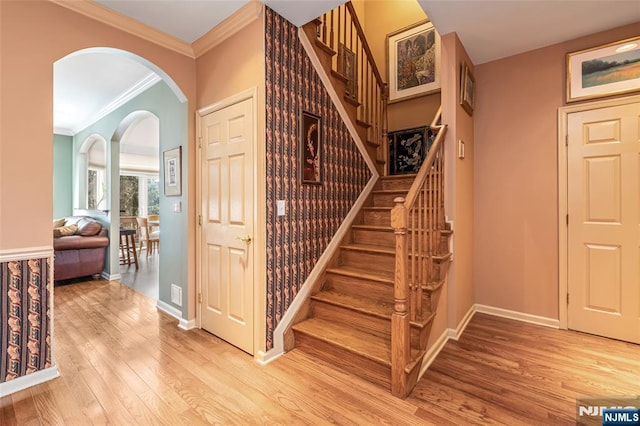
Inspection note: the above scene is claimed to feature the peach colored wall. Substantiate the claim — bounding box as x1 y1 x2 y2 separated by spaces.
473 23 639 319
441 33 474 327
361 0 440 132
196 14 264 109
0 1 196 251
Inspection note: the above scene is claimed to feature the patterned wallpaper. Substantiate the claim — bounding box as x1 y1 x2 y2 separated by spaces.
0 258 52 383
265 8 372 349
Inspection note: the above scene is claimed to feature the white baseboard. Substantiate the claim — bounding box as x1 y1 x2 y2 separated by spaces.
103 272 121 281
178 318 196 330
255 349 283 366
156 300 182 321
448 304 476 341
0 366 60 397
475 304 560 329
417 303 558 380
419 329 449 378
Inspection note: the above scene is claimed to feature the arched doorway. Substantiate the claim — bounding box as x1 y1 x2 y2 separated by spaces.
53 47 189 316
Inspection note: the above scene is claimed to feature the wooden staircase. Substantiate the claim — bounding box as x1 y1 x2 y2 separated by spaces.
292 173 452 396
291 2 452 398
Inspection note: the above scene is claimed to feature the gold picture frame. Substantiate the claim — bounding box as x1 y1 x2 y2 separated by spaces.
460 61 475 116
567 36 640 103
387 20 441 103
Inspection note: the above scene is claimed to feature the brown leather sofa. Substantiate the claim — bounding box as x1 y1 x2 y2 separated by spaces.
53 216 109 281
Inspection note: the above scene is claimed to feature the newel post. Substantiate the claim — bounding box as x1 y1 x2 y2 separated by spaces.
390 196 410 398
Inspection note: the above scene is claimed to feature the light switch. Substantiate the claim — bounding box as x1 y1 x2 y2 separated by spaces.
173 201 182 213
277 200 286 216
458 140 465 159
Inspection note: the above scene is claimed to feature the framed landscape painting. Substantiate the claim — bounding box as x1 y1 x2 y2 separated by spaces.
387 20 441 103
567 36 640 102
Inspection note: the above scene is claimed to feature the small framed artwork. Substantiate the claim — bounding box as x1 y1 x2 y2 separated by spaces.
338 43 357 99
567 36 640 103
388 126 432 175
387 20 441 103
163 146 182 196
460 61 475 116
300 110 322 184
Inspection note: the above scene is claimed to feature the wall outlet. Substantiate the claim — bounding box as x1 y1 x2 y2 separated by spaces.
170 284 182 306
277 200 286 216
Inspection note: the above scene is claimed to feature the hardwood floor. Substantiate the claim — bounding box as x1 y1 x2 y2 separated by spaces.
1 280 637 425
119 250 159 300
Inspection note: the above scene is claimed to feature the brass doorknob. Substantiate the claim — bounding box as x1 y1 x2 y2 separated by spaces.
237 235 252 243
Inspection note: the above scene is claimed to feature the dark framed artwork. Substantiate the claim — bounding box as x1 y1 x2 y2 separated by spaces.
388 126 432 175
460 61 475 116
338 43 357 99
163 146 182 196
300 110 322 184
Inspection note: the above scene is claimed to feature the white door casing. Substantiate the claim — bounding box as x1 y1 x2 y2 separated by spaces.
564 99 640 344
198 96 255 354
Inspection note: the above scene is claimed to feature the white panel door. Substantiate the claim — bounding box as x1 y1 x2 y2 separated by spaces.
200 97 254 354
567 101 640 343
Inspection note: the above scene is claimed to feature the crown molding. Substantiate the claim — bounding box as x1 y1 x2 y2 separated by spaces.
192 0 263 58
49 0 195 58
73 73 161 135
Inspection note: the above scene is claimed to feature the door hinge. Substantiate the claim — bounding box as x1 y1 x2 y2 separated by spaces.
198 293 202 304
199 215 203 226
566 214 569 226
565 134 568 146
198 137 203 149
566 293 569 305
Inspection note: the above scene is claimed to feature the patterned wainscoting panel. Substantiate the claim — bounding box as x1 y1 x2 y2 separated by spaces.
0 258 52 382
265 8 372 349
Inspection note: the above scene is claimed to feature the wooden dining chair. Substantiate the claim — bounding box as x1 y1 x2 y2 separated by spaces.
147 214 160 233
136 217 160 256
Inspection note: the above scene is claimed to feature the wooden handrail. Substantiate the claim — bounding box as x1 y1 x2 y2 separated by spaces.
390 113 447 398
344 2 384 89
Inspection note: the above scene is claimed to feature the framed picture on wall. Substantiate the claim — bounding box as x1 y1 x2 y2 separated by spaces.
460 61 475 116
387 20 441 103
300 110 322 184
567 36 640 102
388 126 432 175
338 43 358 99
163 146 182 196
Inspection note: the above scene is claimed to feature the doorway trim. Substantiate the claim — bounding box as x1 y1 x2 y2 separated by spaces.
195 87 264 360
557 93 640 330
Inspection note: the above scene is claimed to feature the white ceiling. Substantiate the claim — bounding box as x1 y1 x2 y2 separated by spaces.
54 0 640 134
419 0 640 65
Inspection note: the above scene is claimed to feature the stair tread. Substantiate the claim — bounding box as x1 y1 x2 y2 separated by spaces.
312 290 393 318
381 174 417 180
293 317 392 366
363 206 392 211
373 189 409 194
326 265 394 283
341 243 395 254
352 224 393 231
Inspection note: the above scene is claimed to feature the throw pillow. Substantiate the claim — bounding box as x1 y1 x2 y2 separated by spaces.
53 218 66 228
77 221 102 236
53 224 78 238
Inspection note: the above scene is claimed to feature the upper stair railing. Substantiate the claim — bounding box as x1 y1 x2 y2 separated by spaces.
390 107 447 397
315 2 387 169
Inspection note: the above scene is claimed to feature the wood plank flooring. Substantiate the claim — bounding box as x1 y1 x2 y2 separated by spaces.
1 279 638 425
